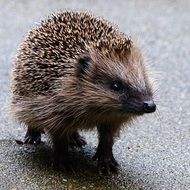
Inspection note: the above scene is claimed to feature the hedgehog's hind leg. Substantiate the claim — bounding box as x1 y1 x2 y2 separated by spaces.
51 132 71 171
51 130 86 171
69 131 86 148
23 127 41 145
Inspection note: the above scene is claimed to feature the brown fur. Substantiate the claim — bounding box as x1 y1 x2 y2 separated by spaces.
11 11 156 173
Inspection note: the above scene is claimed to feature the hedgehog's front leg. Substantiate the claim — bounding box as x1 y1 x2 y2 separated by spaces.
93 125 119 174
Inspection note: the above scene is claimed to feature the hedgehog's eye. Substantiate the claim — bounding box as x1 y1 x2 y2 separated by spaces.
111 81 124 92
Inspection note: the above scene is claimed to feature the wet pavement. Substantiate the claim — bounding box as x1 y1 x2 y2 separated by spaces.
0 0 190 189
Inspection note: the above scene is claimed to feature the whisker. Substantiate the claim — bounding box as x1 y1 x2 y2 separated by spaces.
154 107 163 127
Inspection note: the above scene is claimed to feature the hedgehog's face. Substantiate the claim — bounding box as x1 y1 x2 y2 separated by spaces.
76 48 156 118
108 79 156 115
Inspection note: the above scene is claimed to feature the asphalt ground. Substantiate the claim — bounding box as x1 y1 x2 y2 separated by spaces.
0 0 190 189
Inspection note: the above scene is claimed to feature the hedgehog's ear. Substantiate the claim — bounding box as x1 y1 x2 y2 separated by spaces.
77 56 92 78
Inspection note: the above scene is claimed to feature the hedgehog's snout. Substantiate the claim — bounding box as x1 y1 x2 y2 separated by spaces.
143 100 156 113
120 95 156 115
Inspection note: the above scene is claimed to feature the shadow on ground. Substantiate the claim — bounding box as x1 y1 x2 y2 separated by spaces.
0 139 144 190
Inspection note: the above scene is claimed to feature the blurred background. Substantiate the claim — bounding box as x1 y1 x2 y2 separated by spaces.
0 0 190 189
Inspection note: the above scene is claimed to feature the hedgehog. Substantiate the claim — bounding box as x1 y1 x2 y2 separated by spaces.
11 11 156 173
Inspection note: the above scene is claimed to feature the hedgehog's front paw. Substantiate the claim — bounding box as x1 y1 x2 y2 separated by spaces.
93 152 119 174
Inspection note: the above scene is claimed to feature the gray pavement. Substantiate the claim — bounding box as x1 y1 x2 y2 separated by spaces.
0 0 190 189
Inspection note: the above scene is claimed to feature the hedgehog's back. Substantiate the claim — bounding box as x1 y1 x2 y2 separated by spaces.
11 11 127 98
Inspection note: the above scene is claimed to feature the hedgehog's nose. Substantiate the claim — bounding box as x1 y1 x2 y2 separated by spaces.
143 101 156 113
